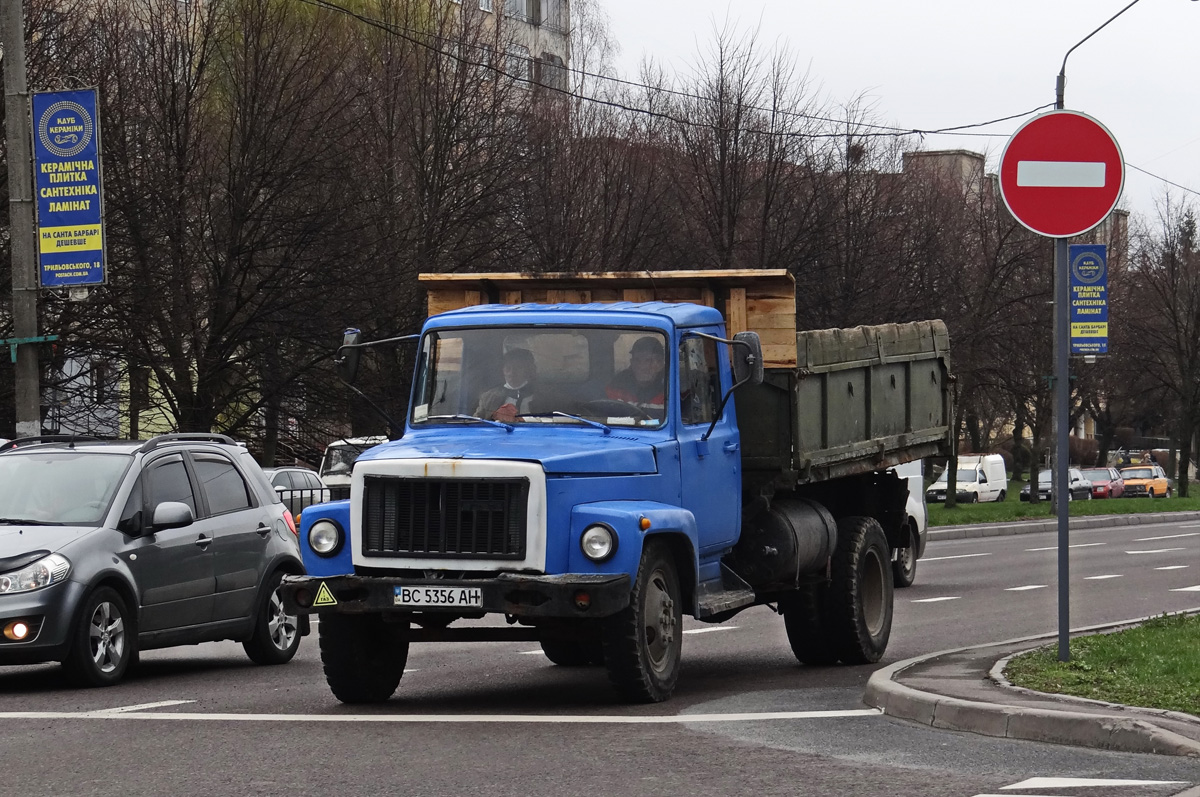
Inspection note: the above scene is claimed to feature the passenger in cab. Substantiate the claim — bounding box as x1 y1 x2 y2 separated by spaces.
607 336 667 418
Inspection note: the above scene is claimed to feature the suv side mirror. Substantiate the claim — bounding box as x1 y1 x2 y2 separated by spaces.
152 501 194 531
337 328 362 384
732 331 764 386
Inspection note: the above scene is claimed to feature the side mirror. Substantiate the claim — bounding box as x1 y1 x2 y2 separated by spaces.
336 328 362 384
732 331 764 386
152 501 194 531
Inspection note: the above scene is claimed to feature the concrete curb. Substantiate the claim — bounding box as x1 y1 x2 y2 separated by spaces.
864 621 1200 757
928 510 1200 542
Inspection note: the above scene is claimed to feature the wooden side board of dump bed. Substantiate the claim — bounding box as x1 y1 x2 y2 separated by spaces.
418 270 798 368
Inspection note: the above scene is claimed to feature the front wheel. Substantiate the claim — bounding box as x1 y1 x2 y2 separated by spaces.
243 571 302 665
63 587 136 687
319 613 409 703
892 524 919 589
602 540 682 703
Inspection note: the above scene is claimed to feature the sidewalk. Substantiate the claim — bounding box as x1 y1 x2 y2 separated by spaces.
865 512 1200 757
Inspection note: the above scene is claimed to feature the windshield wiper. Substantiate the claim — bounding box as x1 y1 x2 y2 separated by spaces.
421 414 514 432
519 412 612 434
0 517 64 526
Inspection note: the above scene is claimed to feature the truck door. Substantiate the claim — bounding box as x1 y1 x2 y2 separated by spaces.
677 331 741 551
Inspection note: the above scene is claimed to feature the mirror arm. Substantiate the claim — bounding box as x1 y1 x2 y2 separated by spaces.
699 338 755 443
335 333 420 368
338 378 405 439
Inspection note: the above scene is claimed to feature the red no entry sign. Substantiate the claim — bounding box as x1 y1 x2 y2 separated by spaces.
998 110 1124 238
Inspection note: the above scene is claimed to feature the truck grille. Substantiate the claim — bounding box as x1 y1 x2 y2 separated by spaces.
361 476 528 558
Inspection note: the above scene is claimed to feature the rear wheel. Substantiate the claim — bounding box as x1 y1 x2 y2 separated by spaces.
824 516 893 664
891 523 919 589
319 613 409 703
997 490 1007 502
602 540 682 703
781 583 838 665
63 587 135 687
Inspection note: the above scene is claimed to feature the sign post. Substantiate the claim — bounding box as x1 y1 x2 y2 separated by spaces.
999 109 1124 662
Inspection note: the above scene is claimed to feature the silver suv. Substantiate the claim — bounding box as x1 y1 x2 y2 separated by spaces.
0 434 307 686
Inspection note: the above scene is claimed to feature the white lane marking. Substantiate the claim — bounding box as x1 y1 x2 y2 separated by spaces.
1156 565 1190 570
1134 531 1200 541
974 793 1072 796
81 700 195 715
1171 585 1200 592
0 708 882 724
1006 585 1047 592
1083 575 1122 580
1127 547 1187 555
1026 543 1105 552
1175 523 1200 528
920 553 992 563
518 650 545 655
911 597 960 603
683 626 737 635
1016 160 1105 188
1003 776 1186 789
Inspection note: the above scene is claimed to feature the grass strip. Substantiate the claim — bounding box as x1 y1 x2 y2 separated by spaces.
926 480 1200 527
1003 613 1200 717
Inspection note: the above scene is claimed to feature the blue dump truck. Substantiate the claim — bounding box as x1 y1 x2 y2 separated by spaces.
281 270 952 703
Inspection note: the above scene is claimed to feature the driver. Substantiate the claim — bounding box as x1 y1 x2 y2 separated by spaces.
475 348 539 423
606 336 666 418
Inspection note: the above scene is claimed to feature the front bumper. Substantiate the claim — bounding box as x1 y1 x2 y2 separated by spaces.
0 579 86 665
281 572 632 619
925 490 972 502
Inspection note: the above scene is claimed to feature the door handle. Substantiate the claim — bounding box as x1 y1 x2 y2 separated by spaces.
194 535 213 548
255 523 272 536
723 441 739 453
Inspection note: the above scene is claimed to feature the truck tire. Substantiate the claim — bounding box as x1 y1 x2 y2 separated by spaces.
602 540 682 703
540 639 604 666
892 523 918 589
319 613 409 703
780 584 838 665
825 516 893 664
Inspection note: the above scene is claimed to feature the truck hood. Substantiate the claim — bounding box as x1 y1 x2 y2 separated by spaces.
359 430 659 475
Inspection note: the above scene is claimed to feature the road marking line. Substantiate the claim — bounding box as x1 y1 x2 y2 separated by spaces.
1170 585 1200 592
1006 585 1047 591
0 708 883 724
1003 777 1186 789
1135 531 1200 541
1175 523 1200 528
1026 543 1105 552
1156 565 1190 570
911 597 960 603
1016 160 1105 188
1126 547 1186 554
518 650 544 655
1083 575 1122 580
683 626 738 635
81 700 195 715
921 553 992 563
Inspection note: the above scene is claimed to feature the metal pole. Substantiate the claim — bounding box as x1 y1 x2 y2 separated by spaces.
2 0 41 438
1054 236 1070 662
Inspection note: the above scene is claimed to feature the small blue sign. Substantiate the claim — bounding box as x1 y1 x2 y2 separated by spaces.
1069 244 1107 355
32 89 105 288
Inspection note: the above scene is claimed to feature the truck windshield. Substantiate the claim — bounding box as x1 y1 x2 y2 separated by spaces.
411 326 669 429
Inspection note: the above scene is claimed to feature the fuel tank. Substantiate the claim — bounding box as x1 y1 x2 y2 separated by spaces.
726 498 837 587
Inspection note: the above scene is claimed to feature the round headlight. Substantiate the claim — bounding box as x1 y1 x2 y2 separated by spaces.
308 520 343 556
581 524 616 562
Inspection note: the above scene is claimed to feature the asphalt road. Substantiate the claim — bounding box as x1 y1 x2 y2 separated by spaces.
3 518 1199 797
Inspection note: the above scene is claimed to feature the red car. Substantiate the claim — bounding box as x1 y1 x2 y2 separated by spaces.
1082 467 1125 499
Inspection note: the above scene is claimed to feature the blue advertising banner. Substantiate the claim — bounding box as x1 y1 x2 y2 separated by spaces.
1069 244 1107 355
32 89 105 287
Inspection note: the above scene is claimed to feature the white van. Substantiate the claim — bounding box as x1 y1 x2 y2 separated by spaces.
318 436 388 498
890 460 927 588
926 453 1007 503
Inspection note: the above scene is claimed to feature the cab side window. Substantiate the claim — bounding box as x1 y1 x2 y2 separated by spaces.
144 454 198 517
192 452 252 515
678 336 719 426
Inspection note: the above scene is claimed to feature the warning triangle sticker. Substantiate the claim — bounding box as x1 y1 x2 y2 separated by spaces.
313 582 337 607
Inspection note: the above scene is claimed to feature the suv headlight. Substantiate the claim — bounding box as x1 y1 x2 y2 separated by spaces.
0 554 71 594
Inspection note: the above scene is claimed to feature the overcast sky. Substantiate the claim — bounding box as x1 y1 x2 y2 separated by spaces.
599 0 1199 226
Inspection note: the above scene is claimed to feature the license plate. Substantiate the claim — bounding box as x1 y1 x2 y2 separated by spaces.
393 585 483 608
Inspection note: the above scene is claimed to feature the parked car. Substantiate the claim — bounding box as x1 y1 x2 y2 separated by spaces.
0 434 307 687
925 453 1007 503
1119 464 1172 498
1019 468 1093 502
890 460 928 588
1081 467 1124 499
262 466 330 521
